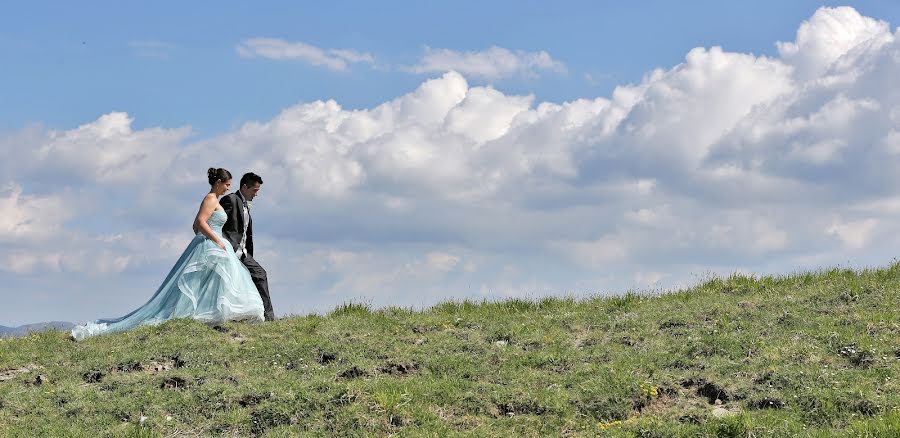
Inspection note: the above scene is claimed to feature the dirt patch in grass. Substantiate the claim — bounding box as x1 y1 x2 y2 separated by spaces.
115 361 143 372
238 392 272 408
681 378 731 404
748 398 785 410
665 359 701 370
836 343 875 368
82 370 104 383
852 399 881 416
160 376 189 390
617 336 638 347
338 366 368 379
378 361 419 376
493 400 548 417
572 334 596 349
113 355 185 374
488 333 512 344
317 351 338 365
0 366 40 383
633 387 680 414
659 319 690 330
147 356 185 373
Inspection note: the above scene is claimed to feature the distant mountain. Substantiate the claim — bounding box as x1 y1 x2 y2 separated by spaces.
0 321 74 338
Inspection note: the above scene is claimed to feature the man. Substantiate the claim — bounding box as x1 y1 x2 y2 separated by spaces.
220 172 275 321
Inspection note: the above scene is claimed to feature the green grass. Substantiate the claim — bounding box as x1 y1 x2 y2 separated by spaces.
1 264 899 437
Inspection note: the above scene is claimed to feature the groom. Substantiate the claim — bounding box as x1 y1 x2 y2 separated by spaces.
220 172 276 321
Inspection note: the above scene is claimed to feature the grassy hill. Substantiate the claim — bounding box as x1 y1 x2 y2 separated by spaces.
1 264 898 437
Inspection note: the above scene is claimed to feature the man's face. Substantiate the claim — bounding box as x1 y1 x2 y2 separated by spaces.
242 182 261 201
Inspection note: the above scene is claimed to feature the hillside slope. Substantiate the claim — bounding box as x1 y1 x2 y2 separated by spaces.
1 265 898 437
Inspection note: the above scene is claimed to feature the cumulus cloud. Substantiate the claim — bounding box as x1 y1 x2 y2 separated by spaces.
6 6 900 325
236 38 375 71
776 6 892 80
403 46 566 79
826 218 880 249
0 112 190 187
0 184 69 243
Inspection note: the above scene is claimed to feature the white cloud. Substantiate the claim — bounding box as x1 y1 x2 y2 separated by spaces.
425 252 461 272
329 49 375 64
445 86 532 143
2 252 42 274
404 46 566 79
553 234 631 269
826 218 880 249
0 184 69 243
300 247 476 305
777 6 892 80
596 46 795 169
881 130 900 155
236 38 375 71
7 6 900 325
0 112 190 186
625 208 657 225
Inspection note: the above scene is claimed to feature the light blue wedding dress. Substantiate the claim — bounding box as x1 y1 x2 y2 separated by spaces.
71 209 264 341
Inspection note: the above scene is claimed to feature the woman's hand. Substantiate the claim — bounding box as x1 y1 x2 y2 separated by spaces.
216 240 226 250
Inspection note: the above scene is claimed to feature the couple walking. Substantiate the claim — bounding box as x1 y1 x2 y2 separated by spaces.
71 168 275 341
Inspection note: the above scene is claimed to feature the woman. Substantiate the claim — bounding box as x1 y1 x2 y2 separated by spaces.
71 168 265 341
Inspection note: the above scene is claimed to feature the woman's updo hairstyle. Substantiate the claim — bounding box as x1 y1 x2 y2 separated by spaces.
207 167 232 185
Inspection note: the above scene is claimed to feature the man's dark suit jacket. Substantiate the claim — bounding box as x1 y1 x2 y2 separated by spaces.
219 192 253 257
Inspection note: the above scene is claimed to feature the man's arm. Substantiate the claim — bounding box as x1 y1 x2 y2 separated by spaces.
218 194 240 251
247 217 253 257
219 193 234 215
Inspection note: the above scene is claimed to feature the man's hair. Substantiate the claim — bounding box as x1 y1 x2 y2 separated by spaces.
240 172 263 188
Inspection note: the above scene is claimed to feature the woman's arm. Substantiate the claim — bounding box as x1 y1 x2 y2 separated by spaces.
193 194 225 249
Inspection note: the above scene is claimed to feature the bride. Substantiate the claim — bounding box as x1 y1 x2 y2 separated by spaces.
71 168 265 340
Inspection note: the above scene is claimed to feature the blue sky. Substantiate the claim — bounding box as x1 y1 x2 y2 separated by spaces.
3 3 900 326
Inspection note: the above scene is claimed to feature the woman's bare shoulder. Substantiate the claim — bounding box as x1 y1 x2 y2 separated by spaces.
201 193 218 205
